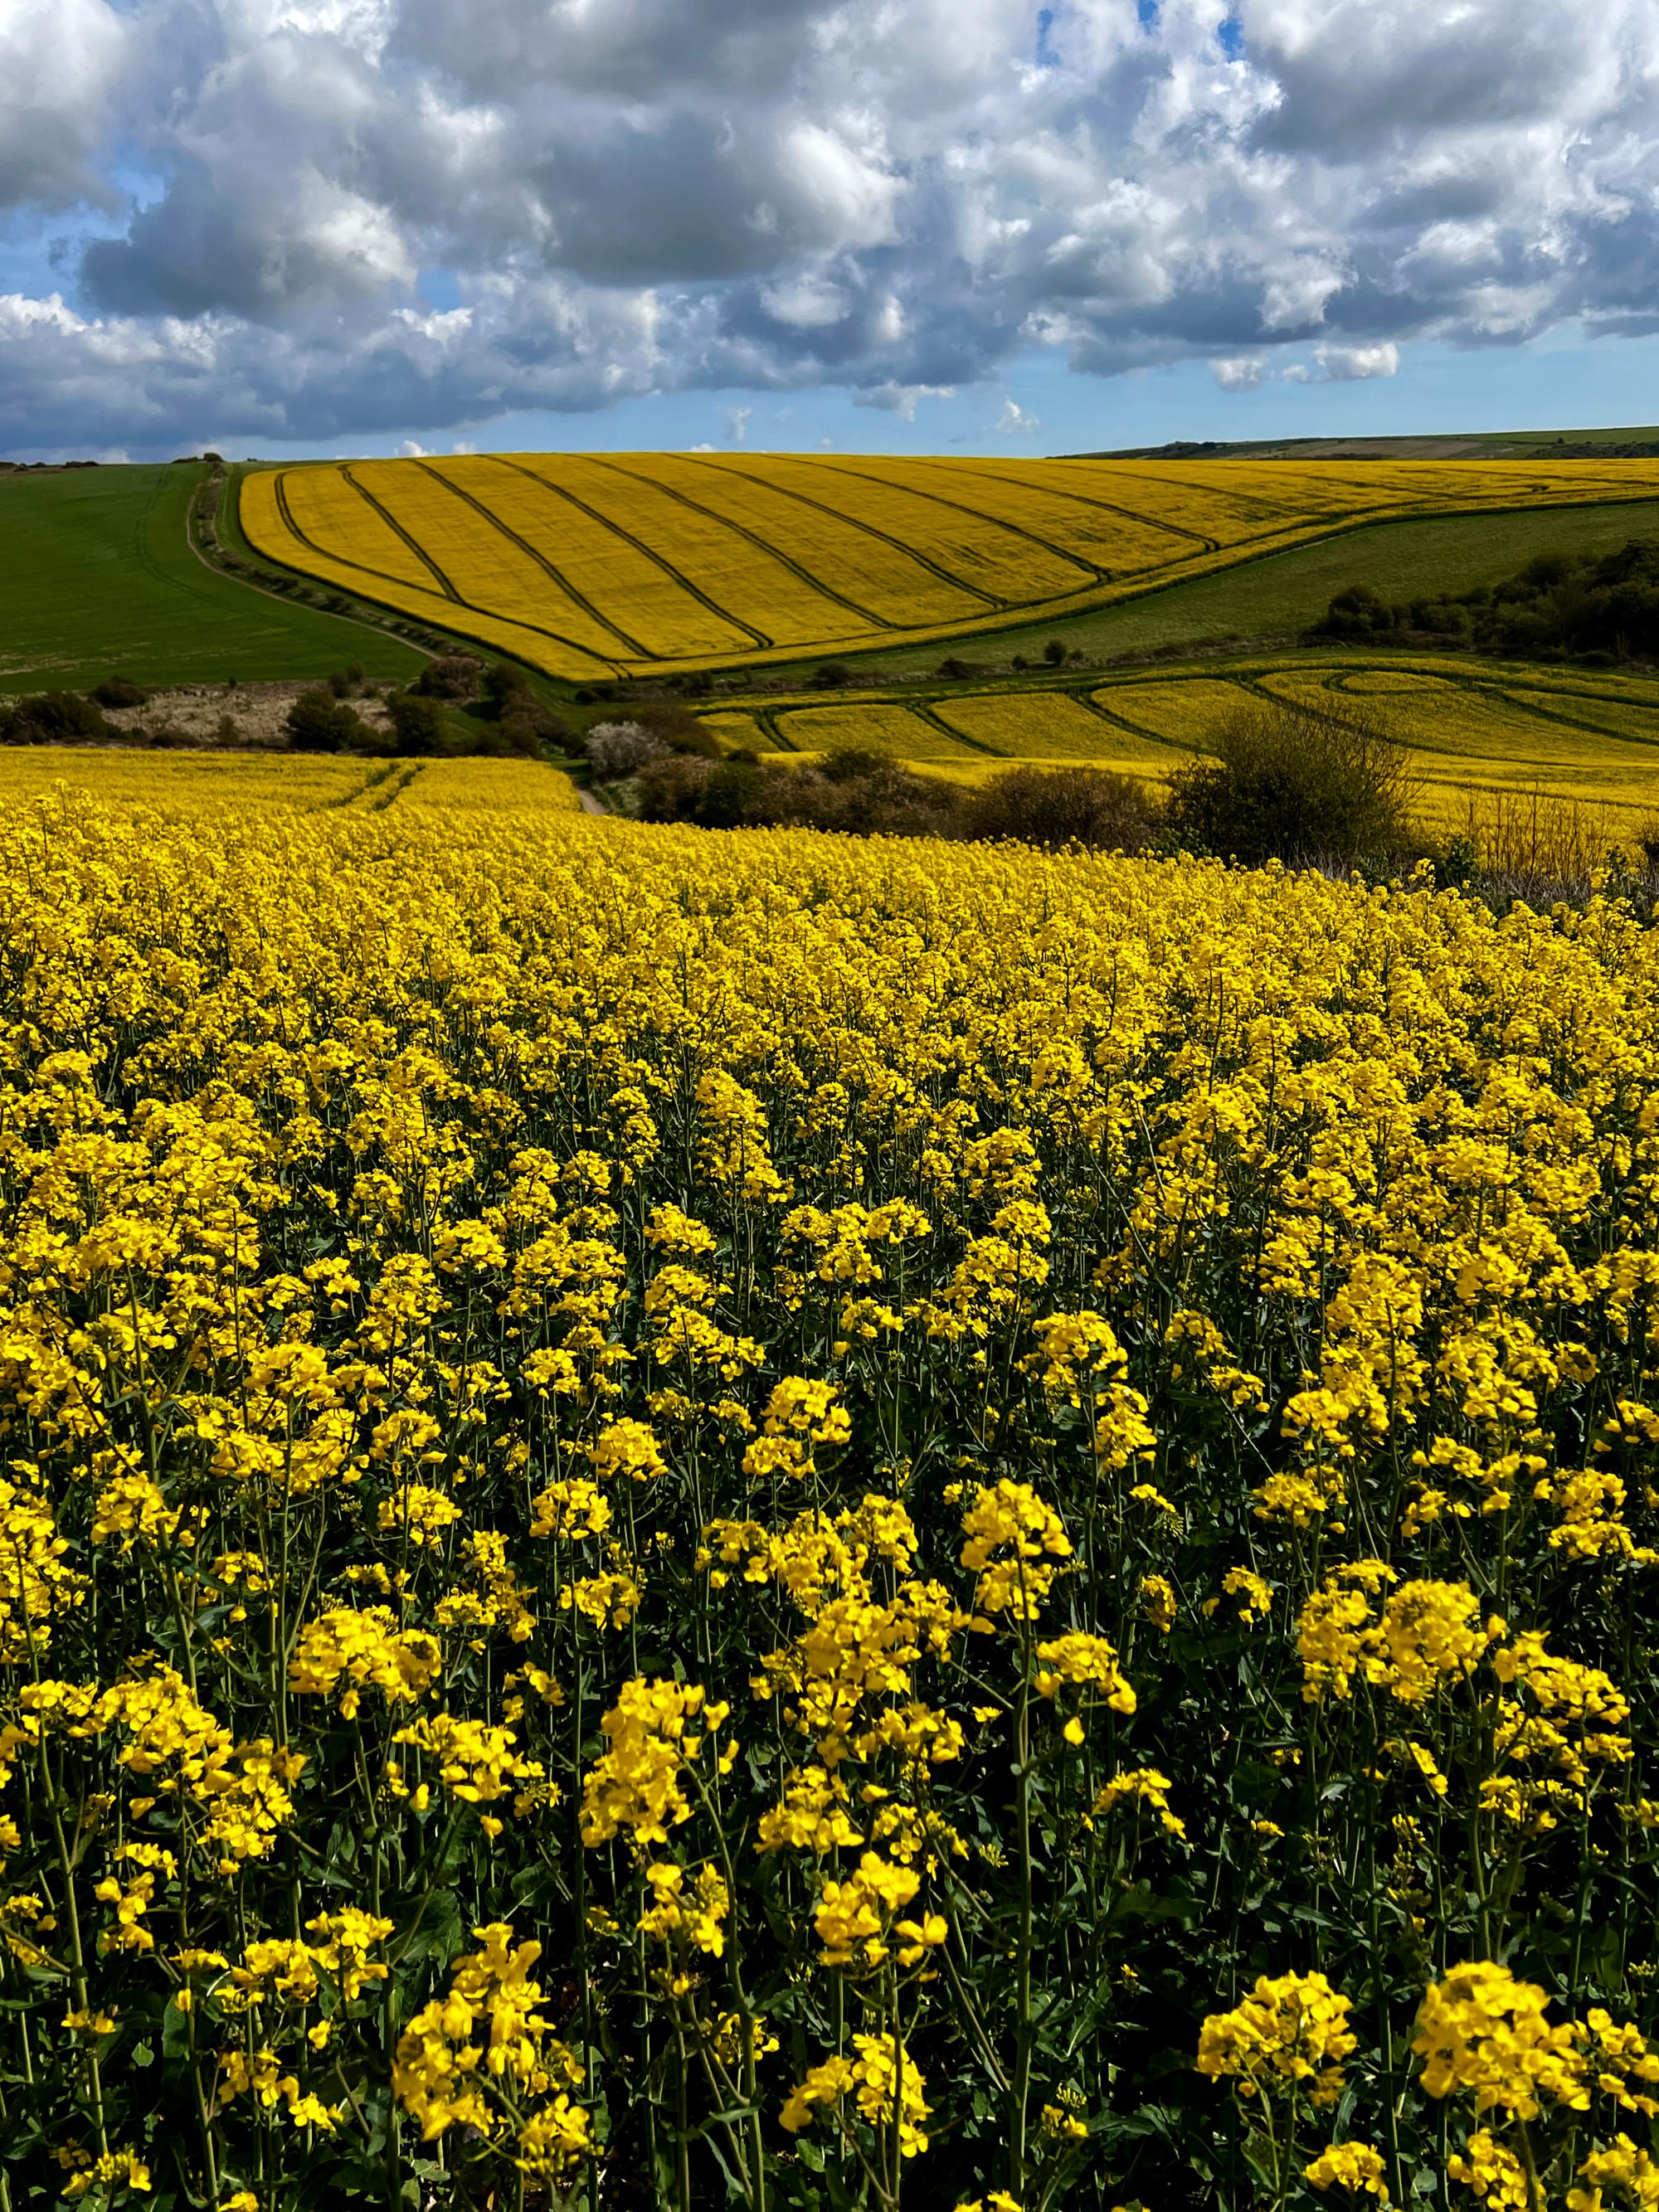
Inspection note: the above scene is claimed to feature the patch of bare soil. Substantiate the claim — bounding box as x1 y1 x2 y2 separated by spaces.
101 680 398 751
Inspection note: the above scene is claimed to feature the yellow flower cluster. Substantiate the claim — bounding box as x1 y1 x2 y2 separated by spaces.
780 2030 931 2158
391 1923 591 2179
1197 1972 1358 2105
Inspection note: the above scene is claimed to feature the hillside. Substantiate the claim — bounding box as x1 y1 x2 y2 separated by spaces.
239 451 1659 685
0 464 426 693
1084 423 1659 460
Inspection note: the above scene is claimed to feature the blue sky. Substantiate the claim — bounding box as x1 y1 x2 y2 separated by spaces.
243 327 1659 464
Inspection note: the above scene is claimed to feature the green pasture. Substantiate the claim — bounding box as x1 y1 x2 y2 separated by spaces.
740 496 1659 687
0 465 426 693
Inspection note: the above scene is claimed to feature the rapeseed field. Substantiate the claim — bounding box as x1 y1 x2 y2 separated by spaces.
241 455 1659 683
735 655 1659 833
3 778 1658 2210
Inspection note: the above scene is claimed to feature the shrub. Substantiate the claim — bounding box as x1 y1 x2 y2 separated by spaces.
635 746 965 838
812 660 854 689
635 753 717 820
91 676 150 710
498 697 572 757
480 663 530 713
586 722 669 780
1164 698 1418 865
698 758 765 828
327 662 369 698
964 765 1160 851
1043 637 1068 666
285 689 364 753
627 701 721 757
387 692 451 757
415 654 484 702
7 691 111 743
1311 539 1659 662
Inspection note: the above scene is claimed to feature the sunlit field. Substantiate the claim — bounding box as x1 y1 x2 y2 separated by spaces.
721 654 1659 838
0 748 580 815
241 453 1659 683
0 766 1657 2211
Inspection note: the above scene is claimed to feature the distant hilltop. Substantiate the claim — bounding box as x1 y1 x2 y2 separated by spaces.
0 459 101 472
1069 426 1659 460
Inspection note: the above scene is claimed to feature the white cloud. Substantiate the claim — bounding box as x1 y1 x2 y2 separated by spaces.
759 274 851 328
854 382 953 420
992 397 1040 433
1313 339 1401 380
1212 354 1267 390
0 0 1657 446
396 438 430 455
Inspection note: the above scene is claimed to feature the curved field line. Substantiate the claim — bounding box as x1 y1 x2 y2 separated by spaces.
960 459 1223 552
199 469 435 664
338 469 464 600
409 462 656 660
908 700 1003 756
791 456 1107 586
484 457 775 654
1078 463 1321 524
1253 660 1647 761
572 454 902 635
682 455 1008 611
266 470 627 675
1086 687 1221 746
1315 663 1659 755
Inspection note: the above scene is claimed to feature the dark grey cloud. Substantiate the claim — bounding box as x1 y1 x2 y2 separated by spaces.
2 0 1658 449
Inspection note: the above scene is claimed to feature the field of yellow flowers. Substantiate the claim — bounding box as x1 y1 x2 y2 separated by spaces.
241 455 1659 683
3 779 1659 2212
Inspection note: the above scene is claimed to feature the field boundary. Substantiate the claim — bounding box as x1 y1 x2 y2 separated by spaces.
187 467 440 666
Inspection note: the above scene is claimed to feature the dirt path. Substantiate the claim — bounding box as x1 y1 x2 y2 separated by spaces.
577 787 606 815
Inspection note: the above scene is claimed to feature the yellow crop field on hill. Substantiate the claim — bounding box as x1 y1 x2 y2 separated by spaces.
241 455 1659 683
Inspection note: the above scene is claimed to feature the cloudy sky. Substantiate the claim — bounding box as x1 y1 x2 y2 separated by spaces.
4 0 1659 459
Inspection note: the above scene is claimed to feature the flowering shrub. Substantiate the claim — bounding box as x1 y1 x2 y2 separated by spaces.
0 792 1658 2210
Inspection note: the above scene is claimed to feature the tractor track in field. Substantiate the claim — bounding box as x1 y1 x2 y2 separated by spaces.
572 454 903 639
405 461 659 661
261 468 629 678
791 455 1109 590
481 457 775 655
681 453 1010 615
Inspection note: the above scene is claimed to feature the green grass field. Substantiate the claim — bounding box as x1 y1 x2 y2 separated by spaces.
741 495 1659 683
0 465 426 693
